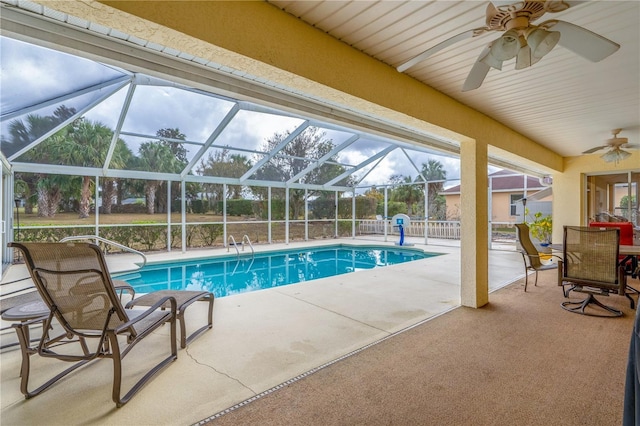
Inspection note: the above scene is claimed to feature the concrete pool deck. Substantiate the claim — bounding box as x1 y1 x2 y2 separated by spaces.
0 237 524 425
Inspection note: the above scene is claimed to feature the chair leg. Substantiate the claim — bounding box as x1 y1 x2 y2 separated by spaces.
524 268 529 292
110 314 177 407
625 292 635 309
561 294 623 317
13 323 92 399
562 284 575 298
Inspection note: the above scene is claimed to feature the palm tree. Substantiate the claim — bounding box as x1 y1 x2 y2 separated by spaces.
138 142 180 214
419 159 447 220
6 106 77 215
390 175 423 216
64 119 117 218
102 140 133 214
154 128 188 213
3 105 76 157
18 132 74 217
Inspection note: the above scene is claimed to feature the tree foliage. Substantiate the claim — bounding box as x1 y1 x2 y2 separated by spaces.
386 159 448 220
251 127 352 218
418 159 447 220
137 141 182 214
197 148 251 208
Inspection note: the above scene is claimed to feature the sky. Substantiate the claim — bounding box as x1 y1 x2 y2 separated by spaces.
1 36 468 188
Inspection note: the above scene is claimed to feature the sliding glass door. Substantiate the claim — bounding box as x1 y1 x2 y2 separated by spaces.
586 171 639 227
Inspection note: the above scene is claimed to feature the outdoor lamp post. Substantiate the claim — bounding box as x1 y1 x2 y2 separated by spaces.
521 198 527 223
14 198 20 241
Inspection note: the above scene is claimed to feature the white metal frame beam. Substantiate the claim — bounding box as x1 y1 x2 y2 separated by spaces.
239 121 310 182
180 103 241 177
325 145 397 186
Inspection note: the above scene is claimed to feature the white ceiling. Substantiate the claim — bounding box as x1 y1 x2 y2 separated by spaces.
268 0 640 158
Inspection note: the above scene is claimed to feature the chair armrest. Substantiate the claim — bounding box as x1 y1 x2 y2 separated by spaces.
520 251 561 265
115 296 177 333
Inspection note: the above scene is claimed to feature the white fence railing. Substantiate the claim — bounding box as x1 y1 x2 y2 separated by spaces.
358 219 462 240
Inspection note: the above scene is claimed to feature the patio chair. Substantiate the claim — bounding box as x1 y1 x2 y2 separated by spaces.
589 221 639 279
558 226 633 317
1 276 135 350
514 223 558 291
7 241 177 407
1 281 135 315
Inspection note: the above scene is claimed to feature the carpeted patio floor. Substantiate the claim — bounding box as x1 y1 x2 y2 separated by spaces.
203 270 637 426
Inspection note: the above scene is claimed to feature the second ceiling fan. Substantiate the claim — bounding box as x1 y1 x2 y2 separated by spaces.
397 1 620 91
582 129 638 164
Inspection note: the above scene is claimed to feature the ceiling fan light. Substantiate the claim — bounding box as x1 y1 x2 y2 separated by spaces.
618 149 631 160
600 148 631 164
490 30 521 61
479 47 503 70
527 29 560 59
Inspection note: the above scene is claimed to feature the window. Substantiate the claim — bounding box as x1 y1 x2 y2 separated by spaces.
510 193 523 216
586 172 639 226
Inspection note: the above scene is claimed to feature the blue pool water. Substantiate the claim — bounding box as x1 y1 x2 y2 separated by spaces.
116 245 438 297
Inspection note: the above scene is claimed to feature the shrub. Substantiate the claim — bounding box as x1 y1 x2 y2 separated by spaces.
384 202 408 217
132 225 166 251
191 199 209 214
310 199 335 219
198 224 223 246
216 199 254 216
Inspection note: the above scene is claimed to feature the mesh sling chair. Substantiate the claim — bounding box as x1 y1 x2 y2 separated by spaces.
8 242 177 407
1 277 135 349
558 226 633 317
514 223 558 291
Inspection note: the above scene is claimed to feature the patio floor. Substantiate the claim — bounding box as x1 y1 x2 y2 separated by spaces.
0 237 524 425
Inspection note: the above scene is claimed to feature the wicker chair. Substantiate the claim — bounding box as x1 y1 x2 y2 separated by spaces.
7 242 178 407
558 226 633 317
515 223 558 291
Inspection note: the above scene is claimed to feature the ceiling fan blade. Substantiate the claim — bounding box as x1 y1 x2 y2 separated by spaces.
462 47 492 92
544 20 620 62
623 144 640 149
397 28 486 72
582 146 606 154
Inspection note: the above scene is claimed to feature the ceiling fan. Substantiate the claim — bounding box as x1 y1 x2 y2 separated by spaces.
582 129 639 164
397 1 620 91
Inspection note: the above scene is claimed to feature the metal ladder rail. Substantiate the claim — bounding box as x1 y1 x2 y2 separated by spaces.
242 235 255 257
227 235 240 257
59 235 147 270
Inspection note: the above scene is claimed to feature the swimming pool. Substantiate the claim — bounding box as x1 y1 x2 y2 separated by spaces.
116 245 439 297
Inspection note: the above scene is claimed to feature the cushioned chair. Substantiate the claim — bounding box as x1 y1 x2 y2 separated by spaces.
8 241 178 407
558 226 633 317
589 221 639 279
515 223 558 292
589 221 634 245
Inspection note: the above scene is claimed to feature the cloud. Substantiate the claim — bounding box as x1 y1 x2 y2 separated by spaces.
1 36 481 190
1 37 126 114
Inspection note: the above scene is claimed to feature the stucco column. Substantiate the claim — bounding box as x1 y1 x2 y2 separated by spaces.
460 139 489 308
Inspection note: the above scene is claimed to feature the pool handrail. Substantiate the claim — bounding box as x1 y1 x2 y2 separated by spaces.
59 235 147 271
227 235 239 256
227 235 255 258
242 235 255 256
